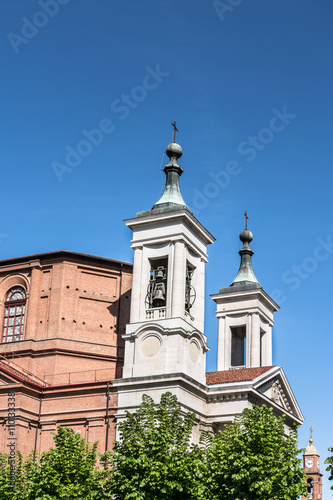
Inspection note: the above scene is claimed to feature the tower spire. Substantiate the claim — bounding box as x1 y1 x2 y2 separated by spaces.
152 131 190 212
230 223 261 287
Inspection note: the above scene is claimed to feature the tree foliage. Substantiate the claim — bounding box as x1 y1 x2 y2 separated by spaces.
206 404 306 499
0 450 32 500
325 447 333 490
28 426 108 499
108 393 306 499
109 392 207 499
0 426 109 500
0 395 307 500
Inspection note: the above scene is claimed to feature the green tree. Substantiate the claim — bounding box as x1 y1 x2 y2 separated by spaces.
27 426 109 499
0 428 110 500
325 447 333 491
0 400 308 500
206 404 306 500
0 450 32 500
109 392 208 499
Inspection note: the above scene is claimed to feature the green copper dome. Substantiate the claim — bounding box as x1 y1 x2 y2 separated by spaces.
152 141 189 211
230 228 261 287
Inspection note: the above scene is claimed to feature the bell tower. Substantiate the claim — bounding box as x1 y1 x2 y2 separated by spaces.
122 137 215 384
211 225 279 371
302 429 323 499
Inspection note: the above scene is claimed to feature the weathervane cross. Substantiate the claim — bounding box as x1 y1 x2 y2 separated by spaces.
310 426 313 440
244 210 249 230
171 121 178 143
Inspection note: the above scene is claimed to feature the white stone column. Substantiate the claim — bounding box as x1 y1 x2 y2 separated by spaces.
217 315 226 371
165 244 174 319
263 325 273 366
250 313 261 367
130 246 143 323
245 314 251 368
122 339 135 378
225 317 232 370
171 240 186 318
194 257 205 332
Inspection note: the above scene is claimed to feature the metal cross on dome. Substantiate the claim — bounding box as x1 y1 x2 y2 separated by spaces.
171 121 178 143
244 210 249 230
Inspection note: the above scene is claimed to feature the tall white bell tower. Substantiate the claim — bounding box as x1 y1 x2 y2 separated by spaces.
211 227 279 371
122 139 214 384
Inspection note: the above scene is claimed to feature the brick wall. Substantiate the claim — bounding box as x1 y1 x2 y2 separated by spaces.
0 251 132 455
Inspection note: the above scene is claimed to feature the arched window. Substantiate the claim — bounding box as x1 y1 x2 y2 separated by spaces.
2 287 26 343
306 477 313 494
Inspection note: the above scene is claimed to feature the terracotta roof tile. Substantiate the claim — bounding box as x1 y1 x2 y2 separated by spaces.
206 366 274 385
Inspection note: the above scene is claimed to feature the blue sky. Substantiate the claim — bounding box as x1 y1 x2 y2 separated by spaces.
1 0 333 494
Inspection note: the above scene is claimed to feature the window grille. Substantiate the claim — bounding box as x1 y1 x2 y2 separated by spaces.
2 287 26 343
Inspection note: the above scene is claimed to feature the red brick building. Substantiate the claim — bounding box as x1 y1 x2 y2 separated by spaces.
0 250 132 456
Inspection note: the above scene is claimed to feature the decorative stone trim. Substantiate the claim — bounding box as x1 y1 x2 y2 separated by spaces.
270 379 292 413
207 392 248 403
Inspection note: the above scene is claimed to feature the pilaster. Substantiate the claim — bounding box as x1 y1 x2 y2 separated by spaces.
250 313 260 367
130 246 143 323
171 240 186 318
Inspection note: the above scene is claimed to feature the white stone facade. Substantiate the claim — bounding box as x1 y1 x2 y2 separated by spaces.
211 287 278 371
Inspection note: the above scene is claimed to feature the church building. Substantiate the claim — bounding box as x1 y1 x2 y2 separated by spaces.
0 133 303 456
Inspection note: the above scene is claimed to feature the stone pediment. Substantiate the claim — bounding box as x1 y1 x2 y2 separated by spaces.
254 366 303 422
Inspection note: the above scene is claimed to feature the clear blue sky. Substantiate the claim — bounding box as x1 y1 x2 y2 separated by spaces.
1 0 332 494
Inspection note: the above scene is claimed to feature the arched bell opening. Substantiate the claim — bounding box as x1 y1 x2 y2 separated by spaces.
146 258 168 310
306 477 313 496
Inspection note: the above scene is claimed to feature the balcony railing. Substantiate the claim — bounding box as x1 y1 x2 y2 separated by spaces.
146 307 166 320
43 367 119 386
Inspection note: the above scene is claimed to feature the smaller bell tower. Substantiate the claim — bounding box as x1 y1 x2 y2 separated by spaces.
122 137 215 384
302 428 323 500
211 225 279 371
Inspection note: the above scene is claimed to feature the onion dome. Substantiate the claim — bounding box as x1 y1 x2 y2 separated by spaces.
230 227 261 287
152 141 189 211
